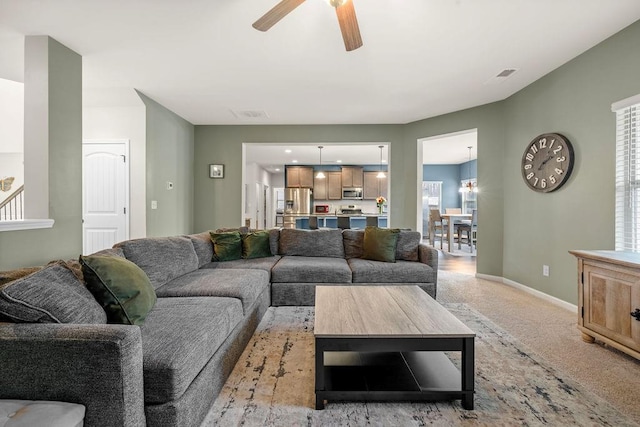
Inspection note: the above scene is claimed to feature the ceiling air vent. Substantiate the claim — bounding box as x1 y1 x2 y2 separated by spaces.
484 68 519 85
231 109 269 120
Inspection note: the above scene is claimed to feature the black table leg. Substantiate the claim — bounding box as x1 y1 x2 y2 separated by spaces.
461 337 475 410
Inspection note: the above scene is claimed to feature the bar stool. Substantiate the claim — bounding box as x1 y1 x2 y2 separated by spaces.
366 216 379 227
337 217 351 229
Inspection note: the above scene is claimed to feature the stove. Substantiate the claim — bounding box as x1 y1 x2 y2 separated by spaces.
340 204 362 215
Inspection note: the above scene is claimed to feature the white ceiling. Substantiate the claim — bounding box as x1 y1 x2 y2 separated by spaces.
1 1 639 126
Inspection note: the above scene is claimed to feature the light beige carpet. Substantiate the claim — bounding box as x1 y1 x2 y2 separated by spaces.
203 273 640 426
437 270 640 424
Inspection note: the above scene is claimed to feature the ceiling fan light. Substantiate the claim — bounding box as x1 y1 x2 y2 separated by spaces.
376 171 386 179
316 171 326 179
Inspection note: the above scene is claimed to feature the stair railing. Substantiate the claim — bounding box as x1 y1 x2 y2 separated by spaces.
0 185 24 221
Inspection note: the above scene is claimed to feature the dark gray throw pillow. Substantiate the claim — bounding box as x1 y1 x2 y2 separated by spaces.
0 261 107 324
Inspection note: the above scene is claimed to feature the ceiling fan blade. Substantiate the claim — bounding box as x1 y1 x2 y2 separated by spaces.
335 0 362 51
253 0 306 32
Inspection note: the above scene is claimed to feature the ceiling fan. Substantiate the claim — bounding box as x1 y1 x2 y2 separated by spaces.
252 0 363 51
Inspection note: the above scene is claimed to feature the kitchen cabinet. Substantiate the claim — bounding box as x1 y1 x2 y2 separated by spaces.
570 250 640 360
363 171 388 200
341 166 363 188
314 171 342 200
327 171 342 199
286 166 314 188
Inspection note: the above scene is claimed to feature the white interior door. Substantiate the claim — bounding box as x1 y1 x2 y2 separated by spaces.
82 141 129 254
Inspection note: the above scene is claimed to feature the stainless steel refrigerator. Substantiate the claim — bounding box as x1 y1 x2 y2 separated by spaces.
283 188 312 228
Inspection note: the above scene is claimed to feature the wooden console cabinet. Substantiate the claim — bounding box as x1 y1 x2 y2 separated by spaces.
570 250 640 360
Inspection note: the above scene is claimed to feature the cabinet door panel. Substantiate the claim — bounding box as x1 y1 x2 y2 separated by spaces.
314 175 328 200
299 167 314 188
584 263 640 351
327 172 342 200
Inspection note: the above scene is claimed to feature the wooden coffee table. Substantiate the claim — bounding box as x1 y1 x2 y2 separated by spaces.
314 285 475 410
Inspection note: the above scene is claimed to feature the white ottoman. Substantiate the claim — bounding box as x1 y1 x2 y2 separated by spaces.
0 400 85 427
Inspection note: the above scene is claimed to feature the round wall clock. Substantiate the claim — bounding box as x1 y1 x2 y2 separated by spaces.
521 133 574 193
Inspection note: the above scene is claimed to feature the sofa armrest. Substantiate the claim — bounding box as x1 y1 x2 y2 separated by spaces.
0 323 145 427
418 243 439 272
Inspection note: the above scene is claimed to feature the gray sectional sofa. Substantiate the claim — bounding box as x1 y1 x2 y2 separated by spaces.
0 227 438 427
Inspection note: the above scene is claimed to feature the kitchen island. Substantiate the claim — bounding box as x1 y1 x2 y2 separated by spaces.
285 214 388 229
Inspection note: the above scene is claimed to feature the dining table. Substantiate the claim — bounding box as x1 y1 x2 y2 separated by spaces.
440 213 472 252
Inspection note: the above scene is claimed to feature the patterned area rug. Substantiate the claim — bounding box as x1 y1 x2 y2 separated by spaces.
203 305 637 426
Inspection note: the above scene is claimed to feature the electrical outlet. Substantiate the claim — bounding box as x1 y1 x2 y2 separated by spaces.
543 265 550 277
166 181 174 190
151 200 158 210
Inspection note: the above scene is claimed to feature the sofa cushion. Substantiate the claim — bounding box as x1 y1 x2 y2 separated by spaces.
343 229 421 261
362 227 400 263
242 230 272 259
0 262 107 324
115 236 199 289
155 269 269 314
396 230 421 261
140 297 244 404
185 232 214 268
348 258 437 284
80 255 157 326
342 229 364 259
210 231 243 262
271 256 352 283
269 228 280 256
201 255 281 275
278 229 345 258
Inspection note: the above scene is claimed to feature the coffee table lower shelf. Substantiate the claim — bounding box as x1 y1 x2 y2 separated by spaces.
315 350 473 410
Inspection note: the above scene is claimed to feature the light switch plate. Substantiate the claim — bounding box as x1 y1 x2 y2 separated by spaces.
151 200 158 210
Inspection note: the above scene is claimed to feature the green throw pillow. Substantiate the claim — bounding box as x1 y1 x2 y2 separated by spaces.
242 231 273 259
210 231 242 261
80 255 157 325
362 226 400 263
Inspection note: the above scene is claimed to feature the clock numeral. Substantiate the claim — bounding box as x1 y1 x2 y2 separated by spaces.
524 164 532 170
556 156 565 162
530 145 539 154
549 139 556 148
555 168 564 175
549 175 556 184
541 179 547 188
553 145 563 154
533 177 539 186
539 138 547 148
526 153 534 161
526 172 534 180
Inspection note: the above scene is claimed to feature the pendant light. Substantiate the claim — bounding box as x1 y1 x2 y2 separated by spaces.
459 146 478 193
316 146 326 179
376 145 386 179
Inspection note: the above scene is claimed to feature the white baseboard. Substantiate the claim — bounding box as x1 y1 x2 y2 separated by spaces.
475 273 577 313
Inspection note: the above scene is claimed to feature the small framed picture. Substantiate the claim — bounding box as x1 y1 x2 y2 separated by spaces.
209 164 224 179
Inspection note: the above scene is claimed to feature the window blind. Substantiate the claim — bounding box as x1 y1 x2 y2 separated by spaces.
613 96 640 251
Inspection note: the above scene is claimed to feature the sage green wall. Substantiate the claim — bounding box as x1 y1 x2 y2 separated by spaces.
0 37 82 270
501 20 640 304
404 103 506 277
193 125 405 232
137 92 195 237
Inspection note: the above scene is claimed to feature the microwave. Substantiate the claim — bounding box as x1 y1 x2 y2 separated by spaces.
342 188 363 199
315 205 330 213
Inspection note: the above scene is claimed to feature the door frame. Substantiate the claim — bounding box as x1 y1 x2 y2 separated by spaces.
82 139 130 253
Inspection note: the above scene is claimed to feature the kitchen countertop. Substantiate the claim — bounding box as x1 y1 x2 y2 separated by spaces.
284 213 387 217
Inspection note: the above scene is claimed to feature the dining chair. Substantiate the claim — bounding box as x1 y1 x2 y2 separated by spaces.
445 208 465 247
458 209 477 250
428 209 446 249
